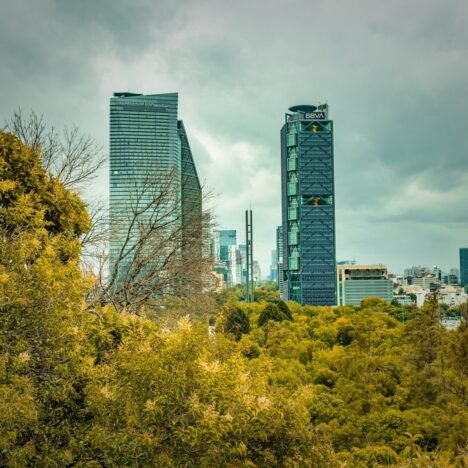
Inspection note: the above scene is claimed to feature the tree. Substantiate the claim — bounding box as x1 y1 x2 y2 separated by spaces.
274 299 292 320
3 111 108 270
254 283 280 302
223 305 251 340
0 131 93 464
258 303 289 327
4 110 105 189
90 170 214 314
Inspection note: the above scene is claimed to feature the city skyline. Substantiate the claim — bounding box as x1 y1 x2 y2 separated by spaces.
1 0 468 275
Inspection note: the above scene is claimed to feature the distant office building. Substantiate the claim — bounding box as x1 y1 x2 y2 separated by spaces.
431 266 442 281
450 268 460 278
213 262 229 288
460 248 468 287
280 104 336 305
443 274 458 286
276 226 284 291
238 244 247 284
213 230 236 262
235 250 243 285
109 92 201 287
253 260 262 283
337 265 393 306
404 266 428 278
227 244 242 286
213 230 238 287
411 275 440 290
269 250 278 282
439 286 468 307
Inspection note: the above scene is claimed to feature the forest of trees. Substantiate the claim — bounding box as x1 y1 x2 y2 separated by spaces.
0 130 467 466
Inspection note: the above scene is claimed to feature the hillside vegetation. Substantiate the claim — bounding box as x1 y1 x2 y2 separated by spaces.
0 131 466 466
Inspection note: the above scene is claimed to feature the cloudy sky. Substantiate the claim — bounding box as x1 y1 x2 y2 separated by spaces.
1 0 468 275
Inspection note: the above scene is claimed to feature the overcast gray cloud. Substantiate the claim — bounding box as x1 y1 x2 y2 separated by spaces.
1 0 467 274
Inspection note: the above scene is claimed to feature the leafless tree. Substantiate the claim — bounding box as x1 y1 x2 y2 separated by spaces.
5 110 216 314
80 200 109 275
4 109 105 189
87 169 215 314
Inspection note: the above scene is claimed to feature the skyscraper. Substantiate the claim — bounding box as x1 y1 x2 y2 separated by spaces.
269 249 278 282
109 92 201 290
280 104 336 305
276 225 284 291
460 248 468 287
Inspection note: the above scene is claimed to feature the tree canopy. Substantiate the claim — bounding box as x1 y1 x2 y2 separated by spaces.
0 130 467 466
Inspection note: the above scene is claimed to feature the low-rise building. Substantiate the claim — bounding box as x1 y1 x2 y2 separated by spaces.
393 295 414 306
439 286 468 307
410 274 440 290
337 264 393 306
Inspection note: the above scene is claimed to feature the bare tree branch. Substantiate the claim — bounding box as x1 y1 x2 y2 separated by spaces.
89 169 215 314
4 109 106 189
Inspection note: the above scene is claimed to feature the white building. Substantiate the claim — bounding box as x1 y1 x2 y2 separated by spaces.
439 286 468 307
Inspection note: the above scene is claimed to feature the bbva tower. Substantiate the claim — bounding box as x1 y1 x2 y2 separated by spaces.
280 104 336 306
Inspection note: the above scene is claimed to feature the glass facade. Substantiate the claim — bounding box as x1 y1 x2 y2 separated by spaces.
213 230 236 262
109 92 201 288
213 230 238 286
280 104 336 305
460 248 468 287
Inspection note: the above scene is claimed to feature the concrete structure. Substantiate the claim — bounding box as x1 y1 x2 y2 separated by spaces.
337 264 393 306
280 104 336 305
411 275 440 290
416 290 427 307
460 248 468 287
439 286 468 307
109 92 201 287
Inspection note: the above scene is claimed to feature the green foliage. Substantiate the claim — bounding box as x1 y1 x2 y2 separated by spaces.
223 304 250 341
0 131 90 237
274 299 292 320
0 131 93 464
257 302 289 327
211 285 244 306
254 283 280 302
1 130 466 465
